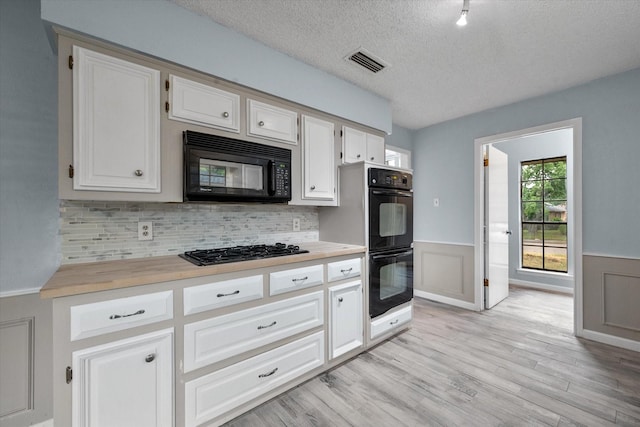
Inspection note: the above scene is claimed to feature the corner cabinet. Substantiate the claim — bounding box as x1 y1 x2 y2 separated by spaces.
71 329 174 427
342 125 385 165
301 115 336 204
72 46 161 193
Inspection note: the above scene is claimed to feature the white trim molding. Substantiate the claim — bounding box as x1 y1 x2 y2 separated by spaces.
510 280 574 295
414 290 479 311
413 239 475 247
581 329 640 353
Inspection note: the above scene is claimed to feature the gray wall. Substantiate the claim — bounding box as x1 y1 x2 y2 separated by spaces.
0 0 58 296
0 1 57 424
413 67 640 259
386 124 414 152
40 0 392 134
494 129 574 289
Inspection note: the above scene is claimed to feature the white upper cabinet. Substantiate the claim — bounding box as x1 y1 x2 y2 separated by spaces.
73 46 161 193
247 99 298 144
342 125 385 165
168 74 240 133
366 133 386 164
302 115 335 202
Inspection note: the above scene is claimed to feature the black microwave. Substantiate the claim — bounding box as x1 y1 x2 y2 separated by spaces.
183 130 291 203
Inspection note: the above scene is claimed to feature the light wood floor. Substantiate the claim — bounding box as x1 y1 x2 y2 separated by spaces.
225 286 640 426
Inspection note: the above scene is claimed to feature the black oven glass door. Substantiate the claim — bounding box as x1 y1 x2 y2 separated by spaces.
369 248 413 318
369 189 413 251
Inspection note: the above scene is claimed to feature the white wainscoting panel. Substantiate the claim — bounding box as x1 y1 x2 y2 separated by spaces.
0 317 33 418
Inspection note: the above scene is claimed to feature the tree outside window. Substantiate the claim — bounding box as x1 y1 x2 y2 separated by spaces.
521 157 567 272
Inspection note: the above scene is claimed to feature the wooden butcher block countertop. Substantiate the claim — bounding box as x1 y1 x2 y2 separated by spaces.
41 241 365 299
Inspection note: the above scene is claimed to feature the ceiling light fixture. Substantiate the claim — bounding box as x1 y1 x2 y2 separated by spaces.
456 0 469 26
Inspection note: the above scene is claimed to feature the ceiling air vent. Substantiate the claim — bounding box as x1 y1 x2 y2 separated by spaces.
345 48 389 74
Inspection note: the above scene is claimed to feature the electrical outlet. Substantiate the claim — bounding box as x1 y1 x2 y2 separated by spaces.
138 221 153 241
292 218 301 232
433 198 440 207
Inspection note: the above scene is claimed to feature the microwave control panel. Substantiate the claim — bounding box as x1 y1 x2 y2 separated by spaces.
273 161 290 198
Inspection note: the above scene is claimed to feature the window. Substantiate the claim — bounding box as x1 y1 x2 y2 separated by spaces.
521 157 567 272
385 145 411 169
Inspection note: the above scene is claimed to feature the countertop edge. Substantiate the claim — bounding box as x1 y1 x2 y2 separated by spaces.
40 242 366 299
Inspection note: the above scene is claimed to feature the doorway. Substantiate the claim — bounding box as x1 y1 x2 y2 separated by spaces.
473 118 583 335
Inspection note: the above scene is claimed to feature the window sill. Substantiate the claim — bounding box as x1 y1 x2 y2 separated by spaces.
516 268 574 279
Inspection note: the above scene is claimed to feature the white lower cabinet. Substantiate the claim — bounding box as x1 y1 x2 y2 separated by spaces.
71 328 174 427
370 304 412 340
329 281 363 359
184 291 323 372
185 331 324 427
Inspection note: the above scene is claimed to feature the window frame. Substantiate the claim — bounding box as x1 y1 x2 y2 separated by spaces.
520 156 568 273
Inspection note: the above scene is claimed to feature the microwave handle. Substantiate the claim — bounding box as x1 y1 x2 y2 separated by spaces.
268 161 276 196
371 190 413 197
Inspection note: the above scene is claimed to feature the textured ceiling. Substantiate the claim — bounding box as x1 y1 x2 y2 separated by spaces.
171 0 640 130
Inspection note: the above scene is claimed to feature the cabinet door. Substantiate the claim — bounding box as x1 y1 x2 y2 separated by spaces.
73 46 160 193
72 329 173 427
329 281 363 359
366 133 386 164
342 126 367 164
247 99 298 144
168 74 240 132
302 115 335 200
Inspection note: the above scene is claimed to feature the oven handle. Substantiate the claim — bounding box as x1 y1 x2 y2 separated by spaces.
371 250 414 260
371 190 413 197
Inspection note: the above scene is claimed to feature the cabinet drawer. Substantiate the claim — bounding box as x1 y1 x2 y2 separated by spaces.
370 304 412 340
247 99 298 144
70 291 173 341
184 275 263 315
184 291 323 372
168 74 240 132
327 258 361 282
185 331 324 427
269 264 323 296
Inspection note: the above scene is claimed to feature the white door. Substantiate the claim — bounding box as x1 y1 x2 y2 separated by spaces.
73 46 161 193
302 115 335 200
72 329 173 427
485 145 510 309
329 281 363 359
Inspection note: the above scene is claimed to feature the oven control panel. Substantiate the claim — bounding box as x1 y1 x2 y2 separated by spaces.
368 168 412 190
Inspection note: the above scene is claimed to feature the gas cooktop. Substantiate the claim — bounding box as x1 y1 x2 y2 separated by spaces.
180 243 309 266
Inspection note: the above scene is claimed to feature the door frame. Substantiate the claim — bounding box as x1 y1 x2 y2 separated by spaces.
473 118 583 336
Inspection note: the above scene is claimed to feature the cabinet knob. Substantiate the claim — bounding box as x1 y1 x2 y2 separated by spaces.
222 111 229 118
310 185 316 190
338 297 344 303
356 154 361 159
370 157 375 161
145 354 155 363
258 120 265 127
134 170 143 177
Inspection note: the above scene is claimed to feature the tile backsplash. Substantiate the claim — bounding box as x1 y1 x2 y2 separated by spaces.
60 201 319 264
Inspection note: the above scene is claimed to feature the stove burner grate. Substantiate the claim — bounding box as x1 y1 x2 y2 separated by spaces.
180 243 309 266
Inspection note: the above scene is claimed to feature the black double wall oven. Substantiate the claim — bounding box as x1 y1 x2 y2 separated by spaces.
368 168 414 318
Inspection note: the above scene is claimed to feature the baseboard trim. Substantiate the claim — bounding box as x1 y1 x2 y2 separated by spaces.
414 290 479 311
581 329 640 353
509 279 574 295
31 419 54 427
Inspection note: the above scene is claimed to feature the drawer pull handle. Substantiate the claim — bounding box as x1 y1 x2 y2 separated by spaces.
338 297 344 303
258 120 265 127
222 111 229 118
389 319 399 326
291 276 308 282
145 354 155 363
257 321 277 330
340 268 353 274
258 367 278 378
217 290 240 298
109 309 145 320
